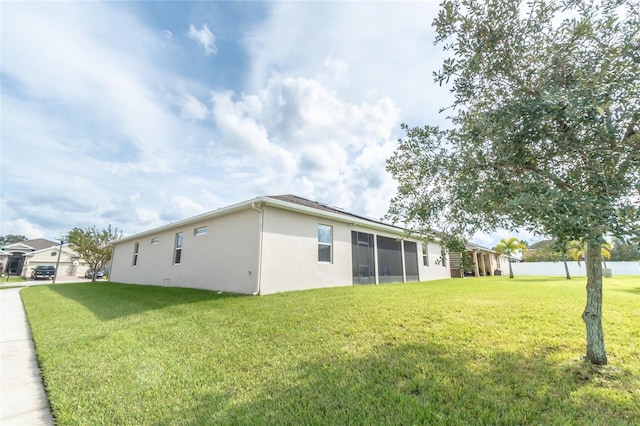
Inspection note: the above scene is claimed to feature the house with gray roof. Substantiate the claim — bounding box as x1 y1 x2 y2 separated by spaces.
0 239 91 279
110 195 451 295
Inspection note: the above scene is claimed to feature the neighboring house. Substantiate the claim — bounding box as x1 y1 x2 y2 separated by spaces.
110 195 451 295
0 239 90 279
1 239 57 276
449 242 506 277
0 250 10 275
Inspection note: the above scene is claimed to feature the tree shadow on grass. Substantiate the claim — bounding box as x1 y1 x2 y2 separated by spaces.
507 276 585 284
612 287 640 296
47 282 243 321
172 342 638 425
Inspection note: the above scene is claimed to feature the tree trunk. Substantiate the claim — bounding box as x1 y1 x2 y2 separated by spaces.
508 256 514 278
582 240 607 365
563 255 571 280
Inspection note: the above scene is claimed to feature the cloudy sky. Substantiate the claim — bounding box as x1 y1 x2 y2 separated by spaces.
1 1 527 248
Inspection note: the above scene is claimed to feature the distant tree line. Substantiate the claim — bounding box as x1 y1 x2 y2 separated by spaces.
0 234 28 245
524 238 640 262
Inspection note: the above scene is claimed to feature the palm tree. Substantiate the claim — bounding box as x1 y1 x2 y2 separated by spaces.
493 237 527 279
550 239 573 280
568 240 613 268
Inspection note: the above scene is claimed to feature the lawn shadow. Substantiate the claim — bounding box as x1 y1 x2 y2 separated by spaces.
173 341 637 425
612 286 640 296
46 282 243 321
508 276 585 284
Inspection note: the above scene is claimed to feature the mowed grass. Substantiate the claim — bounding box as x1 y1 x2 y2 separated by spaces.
22 276 639 425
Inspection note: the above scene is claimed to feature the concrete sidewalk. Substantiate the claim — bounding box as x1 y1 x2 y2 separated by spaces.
0 288 54 425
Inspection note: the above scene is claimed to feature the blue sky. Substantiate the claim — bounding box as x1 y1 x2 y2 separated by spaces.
1 1 527 248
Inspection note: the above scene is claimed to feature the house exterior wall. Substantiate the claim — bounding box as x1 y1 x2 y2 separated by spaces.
110 208 260 294
259 206 354 294
109 199 451 295
259 207 450 294
420 242 451 281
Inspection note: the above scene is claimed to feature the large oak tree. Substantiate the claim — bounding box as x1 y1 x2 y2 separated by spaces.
387 0 639 365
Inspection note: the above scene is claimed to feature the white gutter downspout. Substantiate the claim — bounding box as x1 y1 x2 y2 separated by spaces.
251 202 264 295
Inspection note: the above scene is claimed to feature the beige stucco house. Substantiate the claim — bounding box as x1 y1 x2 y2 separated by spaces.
110 195 451 295
1 239 91 279
449 241 507 277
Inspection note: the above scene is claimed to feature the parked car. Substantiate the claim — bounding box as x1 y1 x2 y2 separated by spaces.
85 269 105 279
32 265 56 280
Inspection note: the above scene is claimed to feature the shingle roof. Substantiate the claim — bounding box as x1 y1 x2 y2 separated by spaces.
266 194 399 229
465 241 499 253
4 238 58 251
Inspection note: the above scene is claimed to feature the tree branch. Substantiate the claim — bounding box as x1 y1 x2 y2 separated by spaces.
523 164 570 190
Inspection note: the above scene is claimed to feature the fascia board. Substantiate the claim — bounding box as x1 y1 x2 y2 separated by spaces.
24 246 78 257
114 198 260 245
115 196 439 246
259 197 428 240
2 243 35 250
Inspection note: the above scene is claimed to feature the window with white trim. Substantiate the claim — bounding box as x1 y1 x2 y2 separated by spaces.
151 237 159 244
174 232 183 265
194 226 207 236
422 243 429 267
132 242 139 266
317 224 333 263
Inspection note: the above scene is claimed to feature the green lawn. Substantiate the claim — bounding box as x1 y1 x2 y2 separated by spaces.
0 275 26 284
22 277 639 425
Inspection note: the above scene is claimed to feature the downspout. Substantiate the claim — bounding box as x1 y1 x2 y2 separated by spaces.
400 240 407 283
107 245 114 282
251 202 264 295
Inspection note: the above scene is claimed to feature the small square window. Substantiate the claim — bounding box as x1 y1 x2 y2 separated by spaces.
151 237 159 244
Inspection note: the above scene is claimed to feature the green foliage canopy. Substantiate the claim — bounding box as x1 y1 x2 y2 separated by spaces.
66 225 121 281
0 234 29 245
493 237 527 257
609 237 640 261
387 0 640 245
387 0 639 365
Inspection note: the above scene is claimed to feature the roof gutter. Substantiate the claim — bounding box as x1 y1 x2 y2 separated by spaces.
259 197 411 236
115 196 435 245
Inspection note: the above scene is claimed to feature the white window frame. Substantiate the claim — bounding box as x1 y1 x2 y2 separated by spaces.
194 226 207 236
132 242 139 266
151 237 159 244
174 232 183 265
422 243 429 267
317 224 333 263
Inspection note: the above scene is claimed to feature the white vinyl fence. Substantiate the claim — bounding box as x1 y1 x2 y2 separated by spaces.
510 261 640 277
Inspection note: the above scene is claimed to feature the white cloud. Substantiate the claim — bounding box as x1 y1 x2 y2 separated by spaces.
244 2 451 127
1 2 204 175
188 24 217 56
318 57 350 89
1 2 220 238
209 71 400 219
1 1 495 246
160 196 207 222
180 94 209 120
0 219 45 240
472 229 540 251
